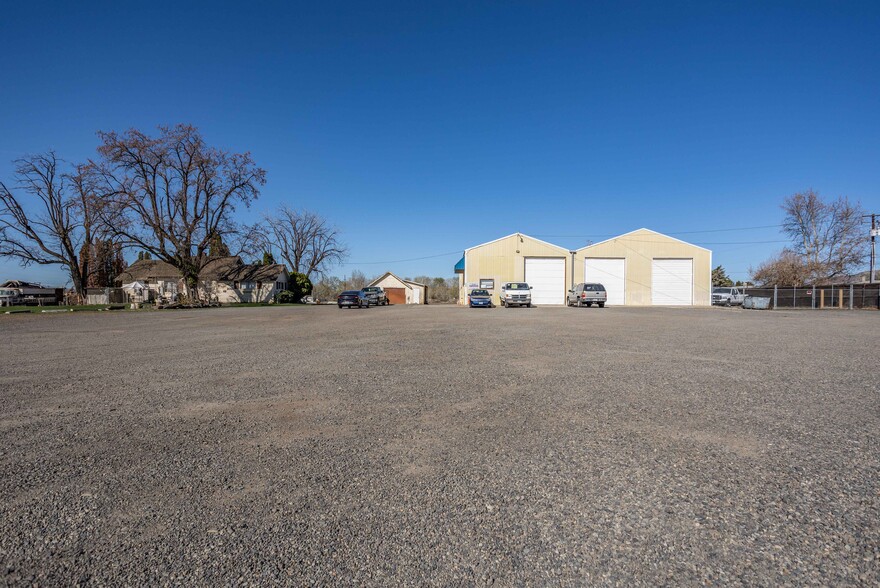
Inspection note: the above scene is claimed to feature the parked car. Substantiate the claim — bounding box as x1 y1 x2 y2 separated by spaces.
468 289 492 308
361 286 388 306
567 283 607 307
500 282 532 308
337 290 370 308
712 287 746 306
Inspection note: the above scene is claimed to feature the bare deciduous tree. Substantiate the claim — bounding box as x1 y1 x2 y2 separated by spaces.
780 189 865 282
752 190 867 285
751 249 813 286
94 125 266 297
263 207 346 279
0 153 101 299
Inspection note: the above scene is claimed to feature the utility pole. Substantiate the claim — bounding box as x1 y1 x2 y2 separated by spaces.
867 213 878 284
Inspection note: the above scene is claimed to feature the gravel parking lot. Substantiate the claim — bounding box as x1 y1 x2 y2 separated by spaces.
1 305 878 585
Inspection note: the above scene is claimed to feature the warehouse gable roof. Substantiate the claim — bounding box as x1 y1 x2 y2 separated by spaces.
576 228 711 253
368 271 413 290
464 232 570 254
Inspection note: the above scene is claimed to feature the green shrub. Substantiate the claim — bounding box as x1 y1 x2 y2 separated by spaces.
289 272 313 301
275 290 297 304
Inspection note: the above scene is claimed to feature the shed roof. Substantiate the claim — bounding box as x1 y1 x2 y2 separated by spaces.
368 271 412 289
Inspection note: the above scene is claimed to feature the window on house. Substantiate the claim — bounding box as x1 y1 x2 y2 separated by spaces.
234 281 240 289
257 281 262 290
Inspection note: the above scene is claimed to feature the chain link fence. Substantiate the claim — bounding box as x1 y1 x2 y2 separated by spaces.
742 284 880 310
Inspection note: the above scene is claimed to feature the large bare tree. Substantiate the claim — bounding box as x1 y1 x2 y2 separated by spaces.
753 190 866 285
263 207 346 279
94 124 266 296
780 189 865 282
0 153 101 299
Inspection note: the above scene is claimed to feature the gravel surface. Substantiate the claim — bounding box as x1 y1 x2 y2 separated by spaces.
1 305 878 585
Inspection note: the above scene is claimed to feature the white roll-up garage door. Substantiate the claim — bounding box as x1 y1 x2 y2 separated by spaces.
525 257 566 305
652 259 693 305
584 258 626 305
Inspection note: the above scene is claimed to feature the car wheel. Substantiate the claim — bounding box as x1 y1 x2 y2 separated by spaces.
527 303 532 308
577 299 582 307
338 304 343 308
598 302 605 308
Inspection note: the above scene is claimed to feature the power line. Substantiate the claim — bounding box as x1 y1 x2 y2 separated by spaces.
336 226 789 267
338 250 462 265
534 224 784 240
699 239 788 245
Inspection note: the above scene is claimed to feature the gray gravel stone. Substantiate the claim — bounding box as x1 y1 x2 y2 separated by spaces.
0 305 877 585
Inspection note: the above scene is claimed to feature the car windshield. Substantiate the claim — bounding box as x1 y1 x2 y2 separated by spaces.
714 288 731 294
340 291 359 296
584 284 605 291
362 287 379 293
470 290 489 296
507 283 529 290
0 289 14 296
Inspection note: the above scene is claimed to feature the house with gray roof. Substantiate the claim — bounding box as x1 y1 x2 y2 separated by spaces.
116 256 290 303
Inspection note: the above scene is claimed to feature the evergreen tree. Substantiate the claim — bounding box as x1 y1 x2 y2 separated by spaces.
712 265 733 287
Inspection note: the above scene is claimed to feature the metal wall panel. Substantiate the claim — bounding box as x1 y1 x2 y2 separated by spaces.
462 234 570 305
574 229 711 306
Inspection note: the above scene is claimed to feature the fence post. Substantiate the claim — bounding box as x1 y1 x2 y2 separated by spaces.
793 286 797 308
838 288 843 309
849 284 854 310
811 287 815 309
773 285 778 309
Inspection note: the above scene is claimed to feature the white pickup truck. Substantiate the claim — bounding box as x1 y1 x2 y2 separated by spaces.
500 282 532 308
712 287 746 306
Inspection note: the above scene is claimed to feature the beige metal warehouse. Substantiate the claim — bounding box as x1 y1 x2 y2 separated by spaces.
456 228 712 307
573 228 712 306
455 233 571 306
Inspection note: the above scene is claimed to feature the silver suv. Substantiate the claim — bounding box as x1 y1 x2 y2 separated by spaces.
567 283 607 307
501 282 532 308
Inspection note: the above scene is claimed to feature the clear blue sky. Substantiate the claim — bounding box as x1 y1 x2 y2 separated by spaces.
2 1 878 286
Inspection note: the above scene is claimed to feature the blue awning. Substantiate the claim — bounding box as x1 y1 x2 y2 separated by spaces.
454 256 465 273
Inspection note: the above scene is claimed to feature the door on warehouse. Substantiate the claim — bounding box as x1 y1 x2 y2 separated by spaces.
651 259 693 305
584 258 626 305
524 257 566 305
